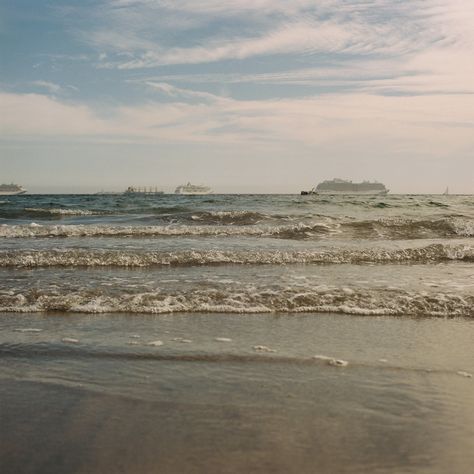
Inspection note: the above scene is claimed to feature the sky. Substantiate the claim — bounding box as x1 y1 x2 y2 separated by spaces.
0 0 473 193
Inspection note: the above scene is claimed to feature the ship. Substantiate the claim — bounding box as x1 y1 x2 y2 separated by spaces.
124 186 164 195
174 182 213 195
0 183 27 195
301 179 389 195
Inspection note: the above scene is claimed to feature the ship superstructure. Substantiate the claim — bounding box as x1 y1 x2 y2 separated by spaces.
174 182 213 195
0 183 27 195
124 186 164 195
302 179 388 195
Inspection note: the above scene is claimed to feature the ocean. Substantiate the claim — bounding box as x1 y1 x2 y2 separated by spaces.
1 193 473 473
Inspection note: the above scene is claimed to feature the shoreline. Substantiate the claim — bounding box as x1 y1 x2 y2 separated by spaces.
1 312 473 474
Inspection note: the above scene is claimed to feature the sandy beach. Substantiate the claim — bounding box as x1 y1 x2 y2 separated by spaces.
1 311 473 474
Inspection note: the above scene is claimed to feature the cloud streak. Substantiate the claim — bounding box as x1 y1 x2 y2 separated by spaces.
2 90 473 158
58 0 473 107
30 81 63 94
77 0 439 67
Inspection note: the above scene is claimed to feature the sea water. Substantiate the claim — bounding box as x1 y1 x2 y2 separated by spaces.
0 193 473 473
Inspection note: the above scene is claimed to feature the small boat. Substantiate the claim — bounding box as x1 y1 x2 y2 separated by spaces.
300 188 318 195
443 187 449 195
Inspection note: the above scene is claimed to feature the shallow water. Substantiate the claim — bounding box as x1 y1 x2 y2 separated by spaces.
0 193 473 316
1 312 473 474
0 193 473 473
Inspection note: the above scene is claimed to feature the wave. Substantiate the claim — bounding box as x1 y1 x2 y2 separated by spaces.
1 217 473 240
24 208 99 216
189 210 268 225
0 222 337 239
0 244 472 268
343 218 474 239
0 208 300 225
1 286 472 317
0 208 105 219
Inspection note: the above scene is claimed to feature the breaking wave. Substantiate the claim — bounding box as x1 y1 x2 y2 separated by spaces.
0 286 472 317
0 208 106 219
0 222 337 239
189 210 268 225
343 217 474 239
24 208 99 216
1 216 473 240
0 244 472 268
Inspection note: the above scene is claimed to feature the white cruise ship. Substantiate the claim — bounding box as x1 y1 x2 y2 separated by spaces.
174 182 213 195
302 179 389 195
0 183 27 195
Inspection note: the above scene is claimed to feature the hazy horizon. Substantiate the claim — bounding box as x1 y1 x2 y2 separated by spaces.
1 1 473 194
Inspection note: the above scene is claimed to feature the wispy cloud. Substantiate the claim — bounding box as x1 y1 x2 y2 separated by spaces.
143 81 225 102
2 90 473 158
110 22 360 69
74 0 436 67
57 0 474 108
30 81 63 94
5 2 474 142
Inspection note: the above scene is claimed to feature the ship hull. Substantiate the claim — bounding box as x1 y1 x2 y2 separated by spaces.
124 192 164 196
316 189 389 195
0 190 27 195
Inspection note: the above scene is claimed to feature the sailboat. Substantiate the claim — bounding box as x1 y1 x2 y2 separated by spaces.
443 187 449 195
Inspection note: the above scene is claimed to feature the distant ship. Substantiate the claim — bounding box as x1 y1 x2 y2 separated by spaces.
174 182 213 195
124 186 164 195
0 183 27 195
301 179 389 195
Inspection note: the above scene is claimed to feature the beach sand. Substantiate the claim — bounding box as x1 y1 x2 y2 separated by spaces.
1 312 473 474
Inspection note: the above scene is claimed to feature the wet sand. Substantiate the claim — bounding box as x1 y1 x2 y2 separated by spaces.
1 312 473 474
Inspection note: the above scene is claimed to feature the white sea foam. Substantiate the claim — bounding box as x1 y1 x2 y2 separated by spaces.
0 286 473 317
2 216 471 240
62 337 79 344
14 328 43 333
253 345 276 353
313 355 348 367
24 208 97 216
0 222 333 239
172 337 192 343
190 210 266 224
0 244 473 268
215 337 232 342
147 340 163 346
